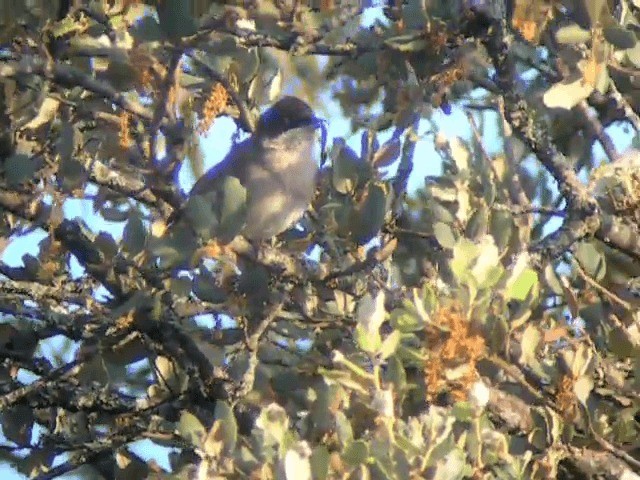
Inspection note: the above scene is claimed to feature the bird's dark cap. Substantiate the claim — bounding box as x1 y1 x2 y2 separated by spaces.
257 96 325 136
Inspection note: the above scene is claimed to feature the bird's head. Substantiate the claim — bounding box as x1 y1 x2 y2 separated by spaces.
256 96 325 138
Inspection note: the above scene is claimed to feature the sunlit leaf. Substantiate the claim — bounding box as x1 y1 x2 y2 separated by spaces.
555 24 591 44
177 411 206 448
543 78 594 110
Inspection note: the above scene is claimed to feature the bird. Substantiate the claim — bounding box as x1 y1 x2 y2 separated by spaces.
171 96 325 246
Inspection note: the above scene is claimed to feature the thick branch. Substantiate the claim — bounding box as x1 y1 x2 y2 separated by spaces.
0 58 153 120
476 18 600 261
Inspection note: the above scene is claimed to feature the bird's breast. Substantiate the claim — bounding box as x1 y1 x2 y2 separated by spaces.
240 136 318 239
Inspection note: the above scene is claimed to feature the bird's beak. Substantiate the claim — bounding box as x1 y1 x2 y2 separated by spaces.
311 116 328 159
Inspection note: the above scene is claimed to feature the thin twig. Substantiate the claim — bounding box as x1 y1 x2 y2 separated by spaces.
575 100 618 162
235 301 284 400
149 50 184 164
573 258 631 309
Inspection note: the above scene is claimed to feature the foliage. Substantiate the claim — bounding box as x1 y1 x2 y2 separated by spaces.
2 0 640 479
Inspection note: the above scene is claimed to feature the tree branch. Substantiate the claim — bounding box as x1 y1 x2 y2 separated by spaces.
475 18 600 261
0 58 153 121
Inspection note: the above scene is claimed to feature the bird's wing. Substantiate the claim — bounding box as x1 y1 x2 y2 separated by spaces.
189 137 253 196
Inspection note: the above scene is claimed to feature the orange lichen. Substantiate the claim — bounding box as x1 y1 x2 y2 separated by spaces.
424 22 449 55
430 63 465 88
556 374 578 421
424 304 486 401
197 83 230 135
119 111 131 149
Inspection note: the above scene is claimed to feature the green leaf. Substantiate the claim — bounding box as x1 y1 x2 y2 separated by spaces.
555 24 591 44
215 401 237 446
52 16 80 37
2 406 33 445
185 194 218 240
433 448 470 480
351 182 389 244
608 327 636 359
193 272 228 303
451 238 479 282
573 375 593 406
401 0 428 29
490 210 513 251
434 222 456 249
169 275 192 297
310 445 330 480
178 411 206 448
332 139 369 194
603 25 637 49
123 214 147 255
22 97 60 130
385 355 407 393
284 444 313 480
148 227 197 269
451 236 502 289
95 232 118 260
356 290 386 335
575 242 606 281
335 411 354 446
5 153 37 186
543 263 564 295
342 440 369 467
379 330 401 360
202 401 237 456
103 59 139 91
256 403 289 447
355 324 382 353
520 325 541 369
543 78 594 110
465 205 488 241
129 15 163 43
372 137 401 168
58 155 85 192
625 42 640 68
384 34 427 52
451 402 475 422
390 309 423 332
157 0 197 39
506 268 538 301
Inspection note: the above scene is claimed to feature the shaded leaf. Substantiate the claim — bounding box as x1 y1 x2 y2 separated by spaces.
5 153 37 186
603 25 637 50
129 15 163 43
350 182 389 244
123 214 147 255
575 242 606 281
157 0 197 39
332 138 369 194
372 137 401 168
193 271 227 303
